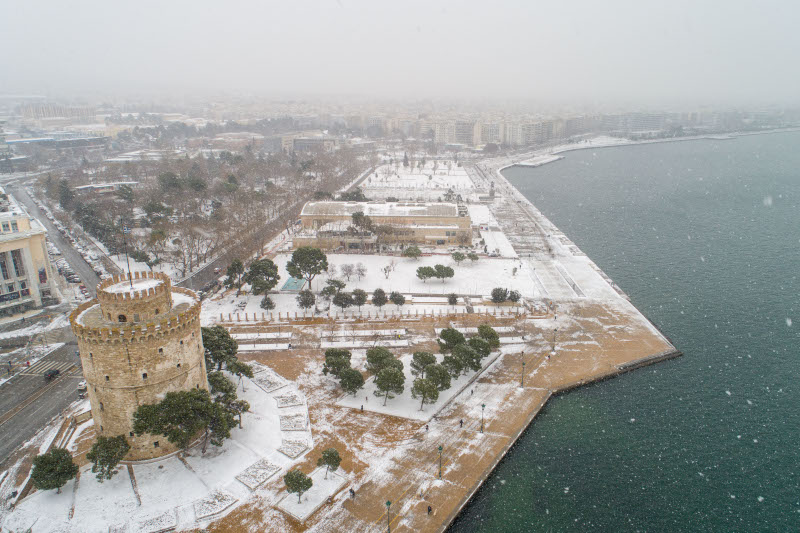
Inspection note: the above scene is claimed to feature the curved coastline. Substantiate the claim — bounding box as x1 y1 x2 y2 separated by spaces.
495 126 800 173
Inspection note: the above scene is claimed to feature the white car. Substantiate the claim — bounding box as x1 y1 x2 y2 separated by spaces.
77 380 88 392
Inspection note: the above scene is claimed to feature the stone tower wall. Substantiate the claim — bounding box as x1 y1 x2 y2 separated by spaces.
96 271 173 324
70 286 209 461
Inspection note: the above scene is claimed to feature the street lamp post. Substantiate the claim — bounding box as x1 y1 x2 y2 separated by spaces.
386 500 391 533
438 445 443 479
481 403 486 433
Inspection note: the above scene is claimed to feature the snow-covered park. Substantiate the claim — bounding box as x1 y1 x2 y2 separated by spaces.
3 366 313 533
200 252 534 323
361 161 478 201
336 343 522 421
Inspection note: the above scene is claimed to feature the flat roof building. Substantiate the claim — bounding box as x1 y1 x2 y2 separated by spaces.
295 201 471 250
0 187 58 315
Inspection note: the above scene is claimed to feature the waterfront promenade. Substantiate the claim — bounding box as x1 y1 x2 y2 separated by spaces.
205 157 679 532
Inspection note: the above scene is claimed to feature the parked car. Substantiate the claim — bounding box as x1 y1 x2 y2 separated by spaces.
44 368 60 381
77 380 88 392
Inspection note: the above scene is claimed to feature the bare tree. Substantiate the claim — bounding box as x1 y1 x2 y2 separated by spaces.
341 264 354 281
355 263 367 281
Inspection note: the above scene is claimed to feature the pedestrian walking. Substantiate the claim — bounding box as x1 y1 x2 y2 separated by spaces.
425 424 429 432
349 488 355 499
428 505 432 515
360 405 364 411
470 389 473 395
459 419 463 428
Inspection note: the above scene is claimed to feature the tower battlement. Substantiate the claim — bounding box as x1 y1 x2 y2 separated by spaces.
95 271 173 324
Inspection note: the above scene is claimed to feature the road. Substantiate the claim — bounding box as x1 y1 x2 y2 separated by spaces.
0 342 82 464
8 184 100 296
176 255 225 294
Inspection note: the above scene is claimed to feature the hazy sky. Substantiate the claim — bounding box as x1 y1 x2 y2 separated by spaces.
1 0 798 106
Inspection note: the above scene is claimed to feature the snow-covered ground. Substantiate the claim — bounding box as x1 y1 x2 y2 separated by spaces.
361 161 479 201
200 253 536 324
466 204 498 228
276 467 348 522
516 154 564 167
2 368 313 533
336 344 519 421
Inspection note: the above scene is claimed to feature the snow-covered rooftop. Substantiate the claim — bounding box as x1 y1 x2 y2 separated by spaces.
101 277 164 295
301 201 459 218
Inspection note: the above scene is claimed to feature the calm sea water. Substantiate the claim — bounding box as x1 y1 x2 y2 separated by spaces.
450 132 800 532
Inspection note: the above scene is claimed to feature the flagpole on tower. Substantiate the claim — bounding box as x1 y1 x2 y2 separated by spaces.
123 224 133 289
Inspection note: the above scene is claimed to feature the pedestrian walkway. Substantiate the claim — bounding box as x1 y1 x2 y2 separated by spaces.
18 359 75 376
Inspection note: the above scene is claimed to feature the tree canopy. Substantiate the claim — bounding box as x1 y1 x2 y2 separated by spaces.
296 289 316 310
389 291 406 308
87 435 130 482
374 367 405 405
317 448 342 479
243 259 280 295
323 349 352 377
410 352 437 378
438 328 466 353
31 448 79 493
202 326 239 371
441 354 464 377
339 367 365 395
433 264 454 282
332 291 354 311
468 337 491 358
366 346 395 378
411 378 439 410
286 247 328 289
352 288 368 309
453 344 482 373
425 363 452 391
402 246 422 260
372 288 388 308
491 287 509 303
133 388 234 453
416 266 436 282
284 470 313 503
260 295 275 310
225 259 245 292
478 324 501 349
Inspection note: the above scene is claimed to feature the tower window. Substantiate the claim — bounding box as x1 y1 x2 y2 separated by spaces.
142 373 148 379
134 314 140 322
99 402 104 411
176 363 181 368
158 348 163 354
153 441 159 448
118 315 127 323
155 309 159 315
130 432 134 437
180 340 183 345
105 375 109 381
